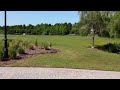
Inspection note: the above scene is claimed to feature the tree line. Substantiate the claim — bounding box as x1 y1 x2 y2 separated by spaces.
0 23 72 35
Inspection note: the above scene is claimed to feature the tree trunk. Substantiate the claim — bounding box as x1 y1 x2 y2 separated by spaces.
91 27 95 48
92 36 94 48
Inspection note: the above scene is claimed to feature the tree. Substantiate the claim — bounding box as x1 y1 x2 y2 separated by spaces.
109 11 120 38
78 11 112 37
79 11 100 48
78 11 113 48
71 23 80 35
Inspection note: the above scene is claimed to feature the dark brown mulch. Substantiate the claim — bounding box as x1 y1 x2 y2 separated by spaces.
16 47 59 60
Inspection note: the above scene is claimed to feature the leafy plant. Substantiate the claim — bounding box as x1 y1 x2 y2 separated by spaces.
0 41 4 60
48 42 52 49
0 47 4 60
17 47 25 54
8 39 13 42
96 43 120 54
9 47 17 59
0 50 4 61
10 40 20 50
41 41 52 50
35 39 38 46
22 40 29 49
28 44 35 50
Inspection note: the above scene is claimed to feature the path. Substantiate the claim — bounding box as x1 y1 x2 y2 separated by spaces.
0 67 120 79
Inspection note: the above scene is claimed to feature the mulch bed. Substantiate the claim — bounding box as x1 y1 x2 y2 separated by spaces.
0 47 59 66
15 47 59 60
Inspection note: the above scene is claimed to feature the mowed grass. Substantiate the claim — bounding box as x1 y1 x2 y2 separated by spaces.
0 35 120 71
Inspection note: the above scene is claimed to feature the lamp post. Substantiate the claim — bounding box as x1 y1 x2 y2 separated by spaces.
3 11 9 61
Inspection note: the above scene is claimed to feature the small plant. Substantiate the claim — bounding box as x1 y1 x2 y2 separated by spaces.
0 50 4 61
28 44 35 50
0 41 4 60
41 41 52 50
0 47 4 60
44 42 49 50
35 39 38 47
9 47 17 59
17 47 25 54
41 41 44 49
49 42 52 49
10 40 20 50
22 40 29 49
8 39 13 42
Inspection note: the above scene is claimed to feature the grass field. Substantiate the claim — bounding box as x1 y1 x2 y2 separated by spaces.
0 35 120 71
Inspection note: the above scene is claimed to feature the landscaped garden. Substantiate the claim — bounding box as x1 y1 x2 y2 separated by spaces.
1 11 120 72
0 35 120 72
0 35 58 61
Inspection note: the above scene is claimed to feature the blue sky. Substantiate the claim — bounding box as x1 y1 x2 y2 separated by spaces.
0 11 4 26
0 11 79 26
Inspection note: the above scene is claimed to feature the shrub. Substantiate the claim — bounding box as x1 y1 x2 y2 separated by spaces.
41 42 44 49
8 39 13 42
35 39 38 47
10 41 20 50
9 47 17 59
0 41 4 60
0 47 4 60
22 40 29 49
28 44 35 50
49 42 52 47
41 41 52 50
17 47 25 54
44 42 49 50
0 50 4 61
96 43 120 54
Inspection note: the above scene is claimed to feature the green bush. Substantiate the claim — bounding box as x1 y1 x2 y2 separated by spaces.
0 38 54 60
0 41 4 60
8 39 30 59
96 43 120 54
0 50 4 61
49 42 52 48
17 47 25 54
22 40 29 49
0 47 4 60
35 39 38 46
8 39 13 42
9 47 17 59
44 43 49 50
11 41 20 50
41 41 52 50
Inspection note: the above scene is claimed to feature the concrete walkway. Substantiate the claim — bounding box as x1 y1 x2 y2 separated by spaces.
0 67 120 79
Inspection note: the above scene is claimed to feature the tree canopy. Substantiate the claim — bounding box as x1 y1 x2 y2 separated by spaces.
0 23 72 35
78 11 113 37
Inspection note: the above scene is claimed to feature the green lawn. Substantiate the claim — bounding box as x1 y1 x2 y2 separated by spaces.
0 35 120 71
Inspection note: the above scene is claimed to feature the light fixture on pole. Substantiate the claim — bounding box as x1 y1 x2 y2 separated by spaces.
3 11 9 61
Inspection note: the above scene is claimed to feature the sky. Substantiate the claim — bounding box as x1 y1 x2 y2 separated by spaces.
0 11 4 26
0 11 79 26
